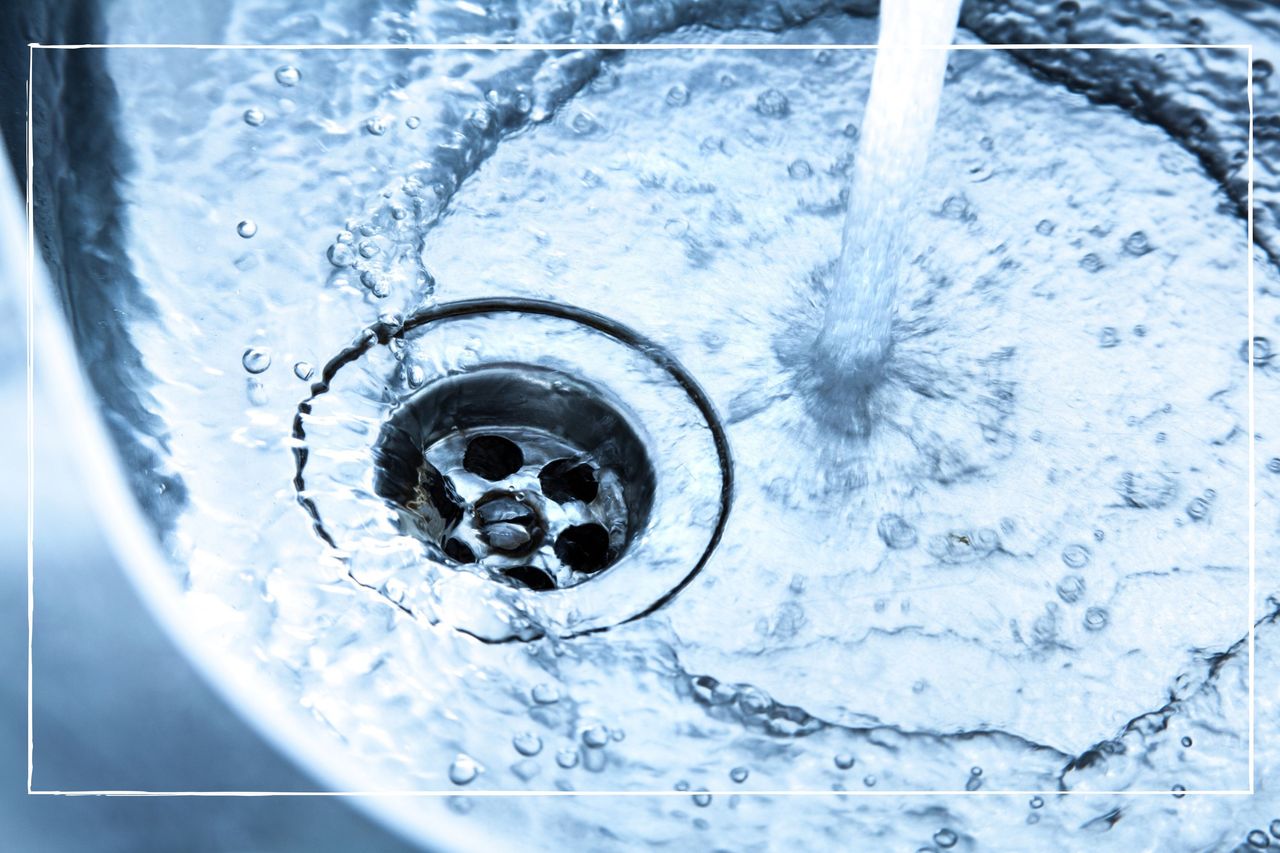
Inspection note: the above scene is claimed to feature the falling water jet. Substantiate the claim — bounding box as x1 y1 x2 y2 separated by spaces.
812 0 963 425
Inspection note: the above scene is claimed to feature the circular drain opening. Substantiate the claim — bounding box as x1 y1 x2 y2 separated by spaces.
295 298 732 640
371 365 657 592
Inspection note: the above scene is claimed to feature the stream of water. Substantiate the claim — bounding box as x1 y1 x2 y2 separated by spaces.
816 0 962 420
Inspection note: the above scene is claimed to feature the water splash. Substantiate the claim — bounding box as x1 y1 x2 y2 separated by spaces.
814 0 963 416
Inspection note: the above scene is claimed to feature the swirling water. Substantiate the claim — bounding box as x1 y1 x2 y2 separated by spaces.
33 0 1280 849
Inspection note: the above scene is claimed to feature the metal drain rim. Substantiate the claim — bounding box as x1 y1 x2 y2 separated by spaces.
293 297 734 637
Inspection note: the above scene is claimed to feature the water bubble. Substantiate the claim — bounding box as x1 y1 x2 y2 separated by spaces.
1036 219 1055 235
1124 231 1152 255
1171 784 1186 798
665 84 690 106
1079 253 1103 273
513 732 542 756
236 220 258 238
788 159 813 180
755 88 791 118
242 348 271 374
1132 324 1147 337
1241 336 1274 365
532 683 560 704
405 115 421 129
843 122 859 139
327 242 356 268
1056 575 1086 604
274 65 301 87
390 205 409 221
365 116 390 136
965 774 982 791
448 754 479 785
1030 796 1044 809
934 829 959 849
293 361 314 381
1181 736 1193 748
1269 458 1280 474
1099 326 1120 348
555 748 579 769
407 365 425 388
582 725 610 748
970 766 983 777
692 789 712 807
730 766 749 783
1084 606 1109 631
834 754 856 770
1061 543 1091 568
1186 497 1209 521
570 111 598 135
1271 819 1280 838
1248 829 1271 848
863 775 876 787
242 108 265 126
358 240 380 259
877 514 918 549
246 380 267 406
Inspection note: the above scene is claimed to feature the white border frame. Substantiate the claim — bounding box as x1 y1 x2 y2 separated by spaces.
24 40 1257 801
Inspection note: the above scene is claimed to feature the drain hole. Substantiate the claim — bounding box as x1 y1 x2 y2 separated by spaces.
372 365 654 592
539 458 600 504
500 565 557 591
463 434 525 481
554 523 611 574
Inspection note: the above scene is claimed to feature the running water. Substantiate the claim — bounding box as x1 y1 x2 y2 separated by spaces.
814 0 963 412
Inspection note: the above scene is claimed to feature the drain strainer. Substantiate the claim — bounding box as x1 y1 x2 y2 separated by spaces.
294 298 731 640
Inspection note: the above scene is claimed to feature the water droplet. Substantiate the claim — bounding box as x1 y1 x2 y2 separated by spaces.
834 754 855 770
1099 326 1120 348
293 361 314 381
570 111 598 135
237 220 258 238
1084 606 1109 631
1248 829 1271 848
243 108 265 126
327 242 355 267
1061 544 1091 568
877 514 917 549
513 732 542 756
1056 575 1086 604
934 829 959 849
1241 336 1274 365
448 754 479 785
692 789 712 807
1030 795 1044 809
1181 736 1193 748
1079 253 1103 273
1036 219 1055 235
1123 230 1151 255
532 683 560 704
1269 458 1280 474
582 725 610 748
274 65 301 87
365 116 390 136
665 84 689 106
242 348 271 374
730 766 749 783
788 159 813 180
1171 784 1186 798
358 240 380 258
405 115 421 129
755 88 790 118
1186 497 1210 521
1271 819 1280 838
555 748 579 769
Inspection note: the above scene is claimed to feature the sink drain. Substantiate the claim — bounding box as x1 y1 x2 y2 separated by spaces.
294 298 731 640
